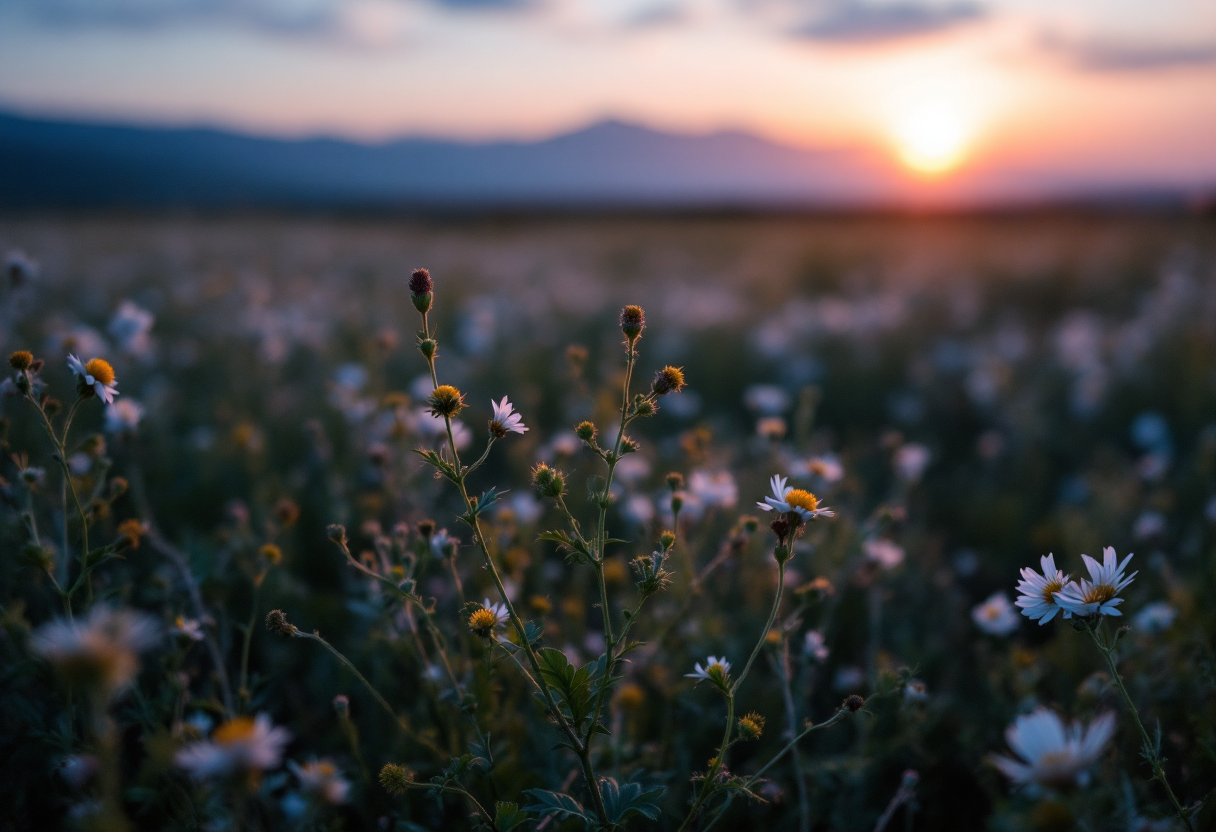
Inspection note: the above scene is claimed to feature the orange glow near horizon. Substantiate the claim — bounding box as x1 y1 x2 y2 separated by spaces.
891 104 972 177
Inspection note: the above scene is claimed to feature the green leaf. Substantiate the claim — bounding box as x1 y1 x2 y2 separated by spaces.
494 802 530 832
599 777 665 824
522 789 593 826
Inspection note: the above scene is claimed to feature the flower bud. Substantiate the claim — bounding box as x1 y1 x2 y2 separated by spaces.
416 519 436 539
659 530 676 551
531 462 566 498
651 365 685 396
666 472 684 491
9 351 33 371
575 421 597 442
620 436 639 454
418 338 437 359
633 399 655 417
379 763 415 796
844 694 865 713
619 305 645 342
327 524 347 546
670 491 684 514
408 268 433 314
740 515 759 533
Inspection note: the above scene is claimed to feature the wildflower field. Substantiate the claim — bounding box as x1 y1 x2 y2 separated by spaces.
2 213 1215 832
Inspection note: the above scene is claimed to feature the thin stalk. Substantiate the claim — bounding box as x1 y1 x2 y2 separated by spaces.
394 781 495 829
237 581 261 712
1086 621 1193 832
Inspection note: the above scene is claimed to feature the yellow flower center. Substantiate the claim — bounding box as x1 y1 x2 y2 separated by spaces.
468 608 497 636
84 358 115 385
1040 579 1063 604
1083 584 1116 605
784 489 819 512
213 717 258 745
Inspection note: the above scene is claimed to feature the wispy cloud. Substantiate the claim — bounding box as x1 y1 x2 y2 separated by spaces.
789 1 984 44
1040 33 1216 72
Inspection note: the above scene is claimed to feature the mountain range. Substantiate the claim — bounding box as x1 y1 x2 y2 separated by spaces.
0 111 1206 210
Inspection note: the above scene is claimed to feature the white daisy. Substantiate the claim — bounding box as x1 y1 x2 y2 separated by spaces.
175 713 291 779
756 475 834 521
104 399 144 434
685 655 731 684
803 630 829 662
289 758 351 805
67 354 119 404
31 606 160 698
489 396 528 436
864 538 905 569
972 592 1020 636
1132 602 1177 633
806 454 844 483
989 708 1115 788
172 616 206 642
482 598 509 627
1054 547 1137 618
1015 554 1071 624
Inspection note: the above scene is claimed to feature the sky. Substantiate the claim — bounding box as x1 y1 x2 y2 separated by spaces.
1 0 1215 188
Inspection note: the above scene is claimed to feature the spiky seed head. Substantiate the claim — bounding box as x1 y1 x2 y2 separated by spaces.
531 462 566 498
737 712 766 741
634 399 656 417
427 385 465 418
844 694 865 713
418 338 437 359
266 609 296 637
575 420 597 442
620 305 645 342
9 350 33 371
652 366 686 396
379 763 414 796
620 436 639 454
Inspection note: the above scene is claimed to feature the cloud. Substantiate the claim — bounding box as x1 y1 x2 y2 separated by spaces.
1040 33 1216 72
790 1 984 44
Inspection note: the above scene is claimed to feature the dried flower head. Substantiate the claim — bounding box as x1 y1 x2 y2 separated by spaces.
575 420 597 442
844 694 866 713
266 609 297 637
531 462 566 497
326 524 347 546
427 384 466 418
620 305 645 342
9 350 33 371
652 366 686 396
737 712 766 741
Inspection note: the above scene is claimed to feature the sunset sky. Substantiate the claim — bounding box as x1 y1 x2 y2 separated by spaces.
1 0 1215 187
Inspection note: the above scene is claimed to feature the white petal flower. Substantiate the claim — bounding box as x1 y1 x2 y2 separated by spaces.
989 708 1115 788
105 399 144 434
864 538 905 569
972 592 1020 636
489 396 528 436
175 714 291 779
1015 554 1071 625
1054 547 1137 618
67 354 119 404
289 758 351 805
756 474 833 521
685 655 731 682
803 630 829 662
483 598 509 627
32 606 160 698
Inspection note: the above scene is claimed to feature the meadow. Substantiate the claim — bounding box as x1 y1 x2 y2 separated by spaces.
1 212 1214 831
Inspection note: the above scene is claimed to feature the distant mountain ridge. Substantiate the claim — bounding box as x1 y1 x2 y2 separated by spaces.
0 111 1206 210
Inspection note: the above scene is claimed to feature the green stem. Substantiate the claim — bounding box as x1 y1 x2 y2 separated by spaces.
1086 622 1193 832
731 561 786 696
238 580 261 711
676 694 735 832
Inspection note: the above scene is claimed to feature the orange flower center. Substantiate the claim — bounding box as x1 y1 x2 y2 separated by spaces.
1040 579 1063 604
468 608 497 634
784 489 819 512
1083 584 1116 605
213 717 257 745
84 358 115 385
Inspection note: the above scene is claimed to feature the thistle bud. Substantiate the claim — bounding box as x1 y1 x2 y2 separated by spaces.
379 763 415 796
619 305 645 343
575 421 597 443
659 530 676 551
666 472 684 490
418 338 437 359
266 609 297 637
633 399 656 418
620 436 639 454
531 463 566 498
327 524 347 546
844 694 865 713
8 350 33 371
651 365 685 396
408 268 433 314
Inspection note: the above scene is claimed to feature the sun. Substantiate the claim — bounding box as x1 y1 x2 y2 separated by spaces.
893 105 970 177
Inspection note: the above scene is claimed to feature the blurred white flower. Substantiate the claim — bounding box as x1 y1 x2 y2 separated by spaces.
990 708 1114 788
32 606 159 699
806 454 844 483
1132 511 1166 541
833 666 865 691
687 470 738 510
904 679 928 701
430 529 456 558
972 592 1020 636
1132 602 1177 633
105 399 144 434
175 714 291 779
1015 554 1071 625
756 416 787 441
1054 547 1136 618
502 492 543 525
289 758 350 804
108 300 154 356
894 443 930 483
803 630 829 662
624 493 655 525
172 616 205 642
744 384 790 415
864 538 904 570
614 454 651 484
489 396 528 436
